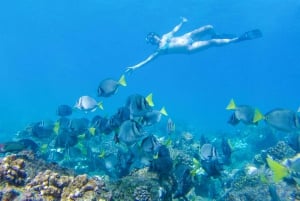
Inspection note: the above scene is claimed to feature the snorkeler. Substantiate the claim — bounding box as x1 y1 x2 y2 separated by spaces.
125 17 262 73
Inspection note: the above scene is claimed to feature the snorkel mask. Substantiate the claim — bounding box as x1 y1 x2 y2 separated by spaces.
146 32 161 46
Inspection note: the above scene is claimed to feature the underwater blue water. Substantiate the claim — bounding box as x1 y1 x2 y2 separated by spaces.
0 0 300 140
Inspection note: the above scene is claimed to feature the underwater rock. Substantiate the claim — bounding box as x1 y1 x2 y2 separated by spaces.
0 154 27 186
61 174 107 201
133 186 152 201
222 171 272 201
266 141 296 161
0 187 19 201
26 171 108 201
0 152 110 201
109 168 172 201
26 169 72 199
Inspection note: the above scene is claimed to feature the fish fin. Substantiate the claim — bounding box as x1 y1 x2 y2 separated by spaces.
118 74 127 87
297 107 300 113
145 93 154 107
97 102 104 110
253 109 265 123
40 144 48 153
190 158 202 176
98 150 106 158
193 158 201 168
259 174 269 184
164 138 172 146
160 106 168 116
53 121 60 135
266 156 289 183
77 133 86 140
89 127 96 136
75 142 87 156
226 98 236 110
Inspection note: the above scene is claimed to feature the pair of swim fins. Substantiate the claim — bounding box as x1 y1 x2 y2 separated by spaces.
237 29 263 42
212 29 262 41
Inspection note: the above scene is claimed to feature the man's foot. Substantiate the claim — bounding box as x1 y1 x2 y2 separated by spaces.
237 29 263 42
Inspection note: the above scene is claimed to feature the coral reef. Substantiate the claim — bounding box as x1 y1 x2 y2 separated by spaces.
222 170 272 201
26 170 71 200
0 187 19 201
266 141 296 160
61 174 107 201
0 153 109 201
109 169 172 201
0 154 27 186
1 125 300 201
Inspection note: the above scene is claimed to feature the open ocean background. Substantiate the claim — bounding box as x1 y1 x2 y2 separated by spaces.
0 0 299 141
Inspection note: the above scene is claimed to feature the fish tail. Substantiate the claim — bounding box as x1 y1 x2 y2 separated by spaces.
89 127 96 136
98 150 106 158
160 106 168 116
53 121 60 135
253 108 265 123
226 98 236 110
266 156 289 183
98 102 104 110
118 74 127 87
146 93 154 107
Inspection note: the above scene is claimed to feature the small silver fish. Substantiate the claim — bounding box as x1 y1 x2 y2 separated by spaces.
74 96 103 112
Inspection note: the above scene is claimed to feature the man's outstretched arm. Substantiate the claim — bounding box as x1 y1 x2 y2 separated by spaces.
164 17 188 37
125 52 159 73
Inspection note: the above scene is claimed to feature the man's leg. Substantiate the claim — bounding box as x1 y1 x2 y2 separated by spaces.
187 38 238 53
183 25 215 39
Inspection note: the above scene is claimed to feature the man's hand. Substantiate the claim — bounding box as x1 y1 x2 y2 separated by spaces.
125 66 137 74
181 17 188 23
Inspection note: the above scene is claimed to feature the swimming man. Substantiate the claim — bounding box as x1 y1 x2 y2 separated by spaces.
125 17 262 73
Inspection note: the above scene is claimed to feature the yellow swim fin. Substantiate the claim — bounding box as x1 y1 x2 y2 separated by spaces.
118 74 127 87
266 156 289 183
253 109 265 123
226 98 236 110
145 93 154 107
160 106 168 116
